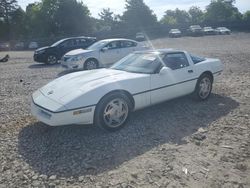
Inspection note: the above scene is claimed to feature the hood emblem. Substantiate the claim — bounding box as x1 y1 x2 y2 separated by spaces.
47 90 54 95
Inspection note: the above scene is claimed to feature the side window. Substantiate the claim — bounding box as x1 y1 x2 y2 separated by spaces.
78 38 86 46
105 41 121 50
72 39 77 46
121 41 137 48
163 53 189 70
61 40 74 48
133 42 137 47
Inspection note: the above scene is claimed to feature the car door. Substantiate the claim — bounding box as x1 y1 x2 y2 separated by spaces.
99 41 122 66
150 52 198 105
120 40 137 57
58 39 76 57
76 38 89 49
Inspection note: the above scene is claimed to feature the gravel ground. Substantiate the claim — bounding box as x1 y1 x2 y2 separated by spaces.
0 33 249 188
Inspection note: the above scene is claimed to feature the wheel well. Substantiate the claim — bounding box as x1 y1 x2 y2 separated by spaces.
98 90 135 110
200 71 214 83
47 54 57 58
85 58 99 65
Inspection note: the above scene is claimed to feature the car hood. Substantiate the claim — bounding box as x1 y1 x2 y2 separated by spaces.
40 68 143 103
65 49 94 56
35 46 50 52
171 31 181 34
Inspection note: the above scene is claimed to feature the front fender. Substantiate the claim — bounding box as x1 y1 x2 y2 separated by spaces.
64 83 125 110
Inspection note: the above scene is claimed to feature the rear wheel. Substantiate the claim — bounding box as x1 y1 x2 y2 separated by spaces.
194 74 213 100
95 93 132 131
84 59 98 70
46 55 57 64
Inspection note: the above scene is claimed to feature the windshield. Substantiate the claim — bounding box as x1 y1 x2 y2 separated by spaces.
190 54 206 64
191 25 201 29
171 29 179 32
87 41 109 50
218 27 227 30
110 53 162 74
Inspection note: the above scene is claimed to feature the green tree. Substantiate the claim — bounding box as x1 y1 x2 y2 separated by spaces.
9 7 26 39
99 8 114 24
205 0 242 23
98 8 115 31
0 0 18 39
24 0 92 38
25 3 43 37
188 6 204 24
160 10 177 26
161 9 190 27
121 0 157 29
54 0 92 36
243 11 250 22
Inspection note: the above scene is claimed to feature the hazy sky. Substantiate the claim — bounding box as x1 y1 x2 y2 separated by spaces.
18 0 250 19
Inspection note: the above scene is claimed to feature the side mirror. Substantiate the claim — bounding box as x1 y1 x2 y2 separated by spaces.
101 47 108 52
159 67 169 75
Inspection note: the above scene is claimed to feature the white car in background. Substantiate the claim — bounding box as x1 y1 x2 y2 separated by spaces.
215 27 231 35
61 38 149 70
28 41 39 49
135 32 146 41
31 49 223 131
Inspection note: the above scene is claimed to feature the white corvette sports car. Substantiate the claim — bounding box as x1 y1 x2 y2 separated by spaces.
31 49 223 131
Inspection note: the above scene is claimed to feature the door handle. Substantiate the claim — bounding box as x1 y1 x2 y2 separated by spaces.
188 70 193 73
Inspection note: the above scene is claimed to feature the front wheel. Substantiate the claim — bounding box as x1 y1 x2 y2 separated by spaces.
46 55 57 64
95 93 132 131
194 74 213 100
84 59 98 70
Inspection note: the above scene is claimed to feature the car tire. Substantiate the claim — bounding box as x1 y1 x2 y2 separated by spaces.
46 54 57 65
84 59 98 70
193 73 213 101
95 92 132 131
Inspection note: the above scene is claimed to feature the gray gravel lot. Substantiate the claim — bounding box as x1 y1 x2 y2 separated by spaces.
0 33 250 187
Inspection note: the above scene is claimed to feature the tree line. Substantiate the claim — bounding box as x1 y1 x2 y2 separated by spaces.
0 0 250 42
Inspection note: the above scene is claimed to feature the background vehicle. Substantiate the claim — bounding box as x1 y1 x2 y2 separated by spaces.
32 49 223 131
14 42 25 50
28 42 39 49
61 38 149 70
215 27 231 35
203 27 216 35
0 42 10 51
169 29 182 38
188 25 203 36
135 32 146 41
34 37 97 64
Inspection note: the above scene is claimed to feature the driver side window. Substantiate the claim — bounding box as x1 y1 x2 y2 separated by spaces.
163 53 189 70
105 41 121 50
60 40 73 48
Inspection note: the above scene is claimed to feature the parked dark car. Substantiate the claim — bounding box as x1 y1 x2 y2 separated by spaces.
169 29 182 38
188 25 203 36
203 27 216 35
34 36 97 64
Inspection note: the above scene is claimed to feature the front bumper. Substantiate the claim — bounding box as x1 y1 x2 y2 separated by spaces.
34 53 47 63
31 96 96 126
60 60 82 70
170 33 181 37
